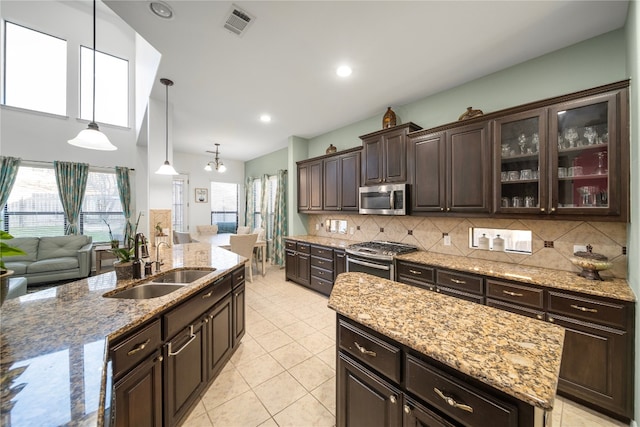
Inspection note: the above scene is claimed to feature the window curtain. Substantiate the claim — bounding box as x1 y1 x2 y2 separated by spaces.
115 166 133 245
0 156 21 211
260 174 269 258
244 176 255 230
54 161 89 235
272 170 288 266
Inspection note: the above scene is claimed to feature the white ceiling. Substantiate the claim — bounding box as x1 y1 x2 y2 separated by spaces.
104 0 629 162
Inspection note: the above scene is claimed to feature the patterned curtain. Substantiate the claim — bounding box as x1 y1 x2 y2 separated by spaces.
54 161 89 235
0 156 21 210
244 176 255 230
115 166 133 245
272 170 288 266
260 174 269 259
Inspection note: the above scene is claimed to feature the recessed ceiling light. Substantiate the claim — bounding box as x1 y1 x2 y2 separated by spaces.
336 65 352 77
149 1 173 19
260 114 271 123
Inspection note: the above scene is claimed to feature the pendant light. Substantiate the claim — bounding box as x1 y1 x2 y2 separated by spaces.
204 143 226 173
155 78 178 175
68 0 117 151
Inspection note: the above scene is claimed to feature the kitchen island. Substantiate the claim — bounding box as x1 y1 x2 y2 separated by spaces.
0 243 246 427
329 272 565 427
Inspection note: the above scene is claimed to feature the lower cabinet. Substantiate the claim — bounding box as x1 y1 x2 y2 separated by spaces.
285 240 310 287
206 295 233 380
403 396 456 427
232 282 246 347
286 239 344 296
113 350 163 427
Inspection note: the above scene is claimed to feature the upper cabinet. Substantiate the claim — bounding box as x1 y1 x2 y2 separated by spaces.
495 85 628 220
410 121 492 213
297 158 323 212
360 123 422 185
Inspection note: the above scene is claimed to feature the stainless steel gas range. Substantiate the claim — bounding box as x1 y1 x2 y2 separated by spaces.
345 241 418 280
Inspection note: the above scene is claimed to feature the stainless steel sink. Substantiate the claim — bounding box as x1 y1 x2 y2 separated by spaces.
105 283 186 299
150 269 215 284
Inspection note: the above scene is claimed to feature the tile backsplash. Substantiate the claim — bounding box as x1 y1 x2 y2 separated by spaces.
306 215 628 279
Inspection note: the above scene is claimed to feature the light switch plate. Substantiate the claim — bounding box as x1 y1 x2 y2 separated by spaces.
574 245 587 253
444 235 451 246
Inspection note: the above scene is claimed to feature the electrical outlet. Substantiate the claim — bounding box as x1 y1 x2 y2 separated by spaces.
574 245 587 253
444 235 451 246
349 227 354 235
315 223 319 231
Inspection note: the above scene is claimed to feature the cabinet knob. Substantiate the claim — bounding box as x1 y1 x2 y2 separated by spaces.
440 207 444 211
389 395 397 404
548 317 554 323
404 405 411 414
551 207 556 213
540 207 545 212
446 207 450 212
155 355 163 363
536 314 543 320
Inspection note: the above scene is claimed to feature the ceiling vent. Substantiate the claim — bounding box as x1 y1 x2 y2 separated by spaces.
223 4 255 36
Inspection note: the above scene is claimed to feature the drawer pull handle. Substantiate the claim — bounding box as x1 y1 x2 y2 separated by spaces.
127 338 151 356
155 355 163 363
434 387 473 413
404 404 411 414
570 304 598 313
503 290 523 297
202 290 214 299
318 261 324 264
168 325 196 356
354 342 376 357
389 395 397 404
548 317 554 323
536 314 543 320
450 278 466 285
409 269 422 275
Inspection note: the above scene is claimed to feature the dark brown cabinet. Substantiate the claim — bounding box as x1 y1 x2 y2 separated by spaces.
324 150 361 211
285 239 310 287
310 244 334 296
297 159 323 211
206 295 233 380
410 121 491 213
113 350 163 427
286 240 345 295
232 282 245 347
334 249 346 280
403 396 457 427
361 123 421 186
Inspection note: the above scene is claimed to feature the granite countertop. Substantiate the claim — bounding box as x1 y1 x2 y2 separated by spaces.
328 272 565 411
0 243 245 427
397 251 636 302
285 235 355 248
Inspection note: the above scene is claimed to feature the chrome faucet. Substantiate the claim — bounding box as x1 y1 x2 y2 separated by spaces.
155 241 170 273
132 233 145 279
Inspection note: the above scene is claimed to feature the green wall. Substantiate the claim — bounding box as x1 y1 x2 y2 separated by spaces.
245 147 288 179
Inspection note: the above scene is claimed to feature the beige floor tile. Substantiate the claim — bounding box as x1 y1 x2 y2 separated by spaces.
257 418 279 427
319 324 336 340
181 410 213 427
311 377 336 415
297 330 335 355
273 393 336 427
230 337 267 366
561 399 627 427
316 346 336 371
289 356 336 391
208 390 271 427
235 353 285 388
253 329 294 352
246 318 279 338
253 371 308 415
282 321 316 340
270 341 313 369
201 367 251 411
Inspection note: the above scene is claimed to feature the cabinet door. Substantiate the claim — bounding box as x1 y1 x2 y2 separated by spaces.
548 313 631 419
285 250 297 281
297 163 310 211
324 156 340 210
334 250 346 280
309 160 323 210
494 109 548 214
297 253 311 286
164 322 207 427
114 351 163 427
207 296 233 380
232 283 246 347
548 91 624 218
403 396 456 427
411 133 446 212
340 151 361 210
384 128 408 183
363 136 384 185
447 122 492 212
338 353 402 427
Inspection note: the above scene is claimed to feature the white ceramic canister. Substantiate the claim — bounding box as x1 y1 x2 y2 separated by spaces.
492 235 505 252
478 234 489 250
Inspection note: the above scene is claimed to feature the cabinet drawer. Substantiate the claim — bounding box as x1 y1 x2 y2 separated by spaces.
311 265 333 281
338 319 401 383
111 319 162 379
437 286 484 305
164 275 232 339
285 240 296 251
437 270 483 295
406 354 518 427
486 298 545 321
311 256 334 270
396 261 435 284
486 280 544 309
547 291 627 329
297 242 310 254
311 245 333 259
232 267 245 287
309 276 333 296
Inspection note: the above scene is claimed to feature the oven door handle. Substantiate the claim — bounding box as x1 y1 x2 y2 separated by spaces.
348 257 391 271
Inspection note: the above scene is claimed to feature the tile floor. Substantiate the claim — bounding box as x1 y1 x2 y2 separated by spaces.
182 264 629 427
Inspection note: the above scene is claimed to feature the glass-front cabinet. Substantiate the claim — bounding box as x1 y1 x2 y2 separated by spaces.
495 109 547 213
549 92 620 216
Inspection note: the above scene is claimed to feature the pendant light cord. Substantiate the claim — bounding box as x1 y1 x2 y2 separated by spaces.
165 82 169 160
92 0 96 124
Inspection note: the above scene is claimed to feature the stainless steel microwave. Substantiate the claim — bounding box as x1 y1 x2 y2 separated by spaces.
359 183 407 215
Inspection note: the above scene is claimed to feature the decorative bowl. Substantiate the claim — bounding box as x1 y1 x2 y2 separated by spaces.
570 244 612 281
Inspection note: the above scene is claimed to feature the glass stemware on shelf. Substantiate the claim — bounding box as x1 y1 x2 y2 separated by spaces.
594 151 608 175
564 127 579 148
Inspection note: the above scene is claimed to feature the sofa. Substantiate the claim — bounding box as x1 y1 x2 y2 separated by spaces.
3 235 92 285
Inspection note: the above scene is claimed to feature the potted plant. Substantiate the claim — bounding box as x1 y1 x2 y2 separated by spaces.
1 229 27 305
155 222 166 236
111 246 135 281
103 219 119 249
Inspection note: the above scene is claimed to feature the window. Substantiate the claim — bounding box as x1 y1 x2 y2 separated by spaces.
172 176 186 232
251 176 277 239
80 46 128 127
3 165 124 242
3 22 67 115
210 182 239 233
